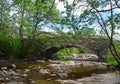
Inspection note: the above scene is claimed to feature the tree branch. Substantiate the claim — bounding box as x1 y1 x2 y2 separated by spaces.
97 7 118 12
46 0 55 19
114 0 120 8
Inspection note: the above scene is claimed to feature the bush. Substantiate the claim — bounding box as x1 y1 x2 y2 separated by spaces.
103 54 118 66
0 39 12 58
54 48 88 57
0 37 36 59
103 40 120 66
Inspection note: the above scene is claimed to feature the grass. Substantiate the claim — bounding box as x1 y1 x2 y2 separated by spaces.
55 48 88 57
103 54 118 66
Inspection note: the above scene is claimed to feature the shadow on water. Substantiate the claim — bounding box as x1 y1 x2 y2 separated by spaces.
66 67 108 80
16 61 50 69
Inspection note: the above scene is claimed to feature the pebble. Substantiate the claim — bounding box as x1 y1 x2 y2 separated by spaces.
50 74 57 77
28 79 35 84
31 80 35 84
12 76 20 79
36 60 41 62
47 78 51 81
5 78 9 81
37 66 41 69
58 73 68 77
21 74 27 77
0 78 4 81
11 64 16 68
60 80 82 84
1 83 5 84
115 71 120 75
3 70 8 74
1 66 7 70
39 69 49 74
24 69 30 73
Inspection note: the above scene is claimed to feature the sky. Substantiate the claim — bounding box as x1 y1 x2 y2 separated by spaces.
55 0 66 12
8 0 120 39
55 0 74 11
55 0 120 39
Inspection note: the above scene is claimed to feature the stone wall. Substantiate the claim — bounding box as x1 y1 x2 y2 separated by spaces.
41 37 109 61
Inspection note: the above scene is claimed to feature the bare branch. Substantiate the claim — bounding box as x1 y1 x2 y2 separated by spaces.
114 0 120 8
97 7 118 12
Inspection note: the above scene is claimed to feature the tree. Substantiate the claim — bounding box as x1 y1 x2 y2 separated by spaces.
85 0 120 65
12 0 60 38
58 0 96 38
59 0 120 65
0 0 11 38
0 0 61 58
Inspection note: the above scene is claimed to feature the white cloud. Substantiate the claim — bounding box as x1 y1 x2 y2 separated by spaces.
67 0 74 4
55 0 88 16
72 1 88 16
55 0 66 12
42 27 55 32
63 28 71 32
114 8 120 13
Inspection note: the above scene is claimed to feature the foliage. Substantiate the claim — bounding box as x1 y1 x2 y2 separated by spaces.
0 39 12 58
0 0 119 63
0 0 61 59
62 0 120 65
103 40 120 65
55 48 71 56
0 34 36 59
57 57 71 61
103 54 118 66
114 40 120 53
73 26 96 38
55 48 88 56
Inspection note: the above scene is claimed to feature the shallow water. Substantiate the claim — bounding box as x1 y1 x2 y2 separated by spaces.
6 73 120 84
16 61 50 69
6 80 61 84
1 61 118 84
6 82 25 84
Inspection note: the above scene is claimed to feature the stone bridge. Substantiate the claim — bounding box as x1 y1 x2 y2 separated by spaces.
40 37 109 61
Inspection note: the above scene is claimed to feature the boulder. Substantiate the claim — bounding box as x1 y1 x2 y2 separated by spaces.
1 66 7 70
39 69 50 74
59 80 83 84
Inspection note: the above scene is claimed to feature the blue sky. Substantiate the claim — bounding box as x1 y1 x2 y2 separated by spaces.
38 0 120 40
55 0 120 39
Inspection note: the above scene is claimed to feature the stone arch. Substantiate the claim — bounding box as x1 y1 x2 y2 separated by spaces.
40 43 92 59
55 47 89 56
39 37 109 61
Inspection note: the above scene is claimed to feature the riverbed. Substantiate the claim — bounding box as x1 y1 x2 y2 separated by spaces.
0 54 120 84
